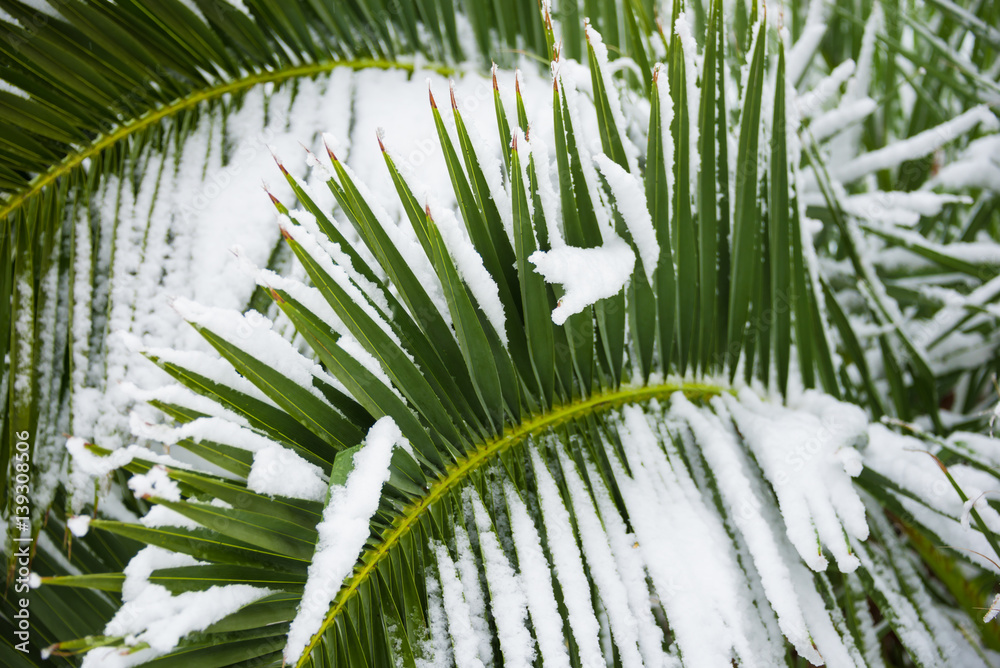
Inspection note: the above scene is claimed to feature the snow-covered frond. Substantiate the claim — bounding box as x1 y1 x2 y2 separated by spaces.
14 1 1000 667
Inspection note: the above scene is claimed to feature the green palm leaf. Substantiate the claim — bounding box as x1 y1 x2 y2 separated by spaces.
4 0 1000 667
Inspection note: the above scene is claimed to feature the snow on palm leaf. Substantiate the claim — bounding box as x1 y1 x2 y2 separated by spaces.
27 0 1000 666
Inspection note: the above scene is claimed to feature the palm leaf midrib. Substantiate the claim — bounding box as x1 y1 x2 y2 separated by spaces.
297 379 730 665
0 57 455 221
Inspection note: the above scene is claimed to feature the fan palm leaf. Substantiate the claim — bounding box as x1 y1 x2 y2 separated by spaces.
3 0 1000 666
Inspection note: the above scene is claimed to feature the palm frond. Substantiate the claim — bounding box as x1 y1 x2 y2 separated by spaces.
4 0 1000 666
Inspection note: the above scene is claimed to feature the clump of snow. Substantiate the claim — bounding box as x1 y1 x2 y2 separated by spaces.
451 523 493 664
81 546 269 668
864 424 1000 574
593 154 659 281
787 0 830 84
556 450 644 667
92 581 271 661
529 238 635 324
124 338 277 409
667 396 825 664
128 466 182 502
929 134 1000 193
673 13 701 187
247 445 327 501
413 568 453 667
67 437 190 512
67 515 92 538
796 60 855 119
653 64 675 208
140 505 201 530
283 417 405 665
123 382 252 428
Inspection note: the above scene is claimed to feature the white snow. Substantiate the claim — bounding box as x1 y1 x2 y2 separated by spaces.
654 64 675 210
128 466 182 502
834 106 999 183
829 5 880 167
59 67 556 507
434 542 487 668
428 198 508 344
721 390 870 573
582 458 668 668
82 546 270 668
130 414 273 454
67 515 92 537
593 154 659 280
415 571 454 668
247 445 328 501
668 395 824 665
864 425 1000 575
986 594 1000 623
171 298 335 404
140 505 201 530
468 492 536 667
674 12 702 190
452 523 494 665
613 403 784 667
929 134 1000 193
808 98 877 142
280 219 403 347
283 417 404 665
505 485 571 668
529 448 605 668
787 0 829 85
797 60 856 120
68 437 189 479
557 450 644 668
100 583 272 656
584 26 639 173
529 237 635 325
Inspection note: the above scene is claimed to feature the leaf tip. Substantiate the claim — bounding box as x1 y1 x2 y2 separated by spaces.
322 133 339 163
262 183 281 207
268 145 287 175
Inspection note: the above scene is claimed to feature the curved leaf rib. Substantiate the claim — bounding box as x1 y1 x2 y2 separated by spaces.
0 58 453 223
297 380 730 665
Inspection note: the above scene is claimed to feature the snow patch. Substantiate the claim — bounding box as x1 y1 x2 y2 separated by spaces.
283 417 404 665
529 238 635 324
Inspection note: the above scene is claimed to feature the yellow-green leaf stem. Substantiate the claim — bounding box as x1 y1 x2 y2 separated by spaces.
0 58 454 223
298 380 731 665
